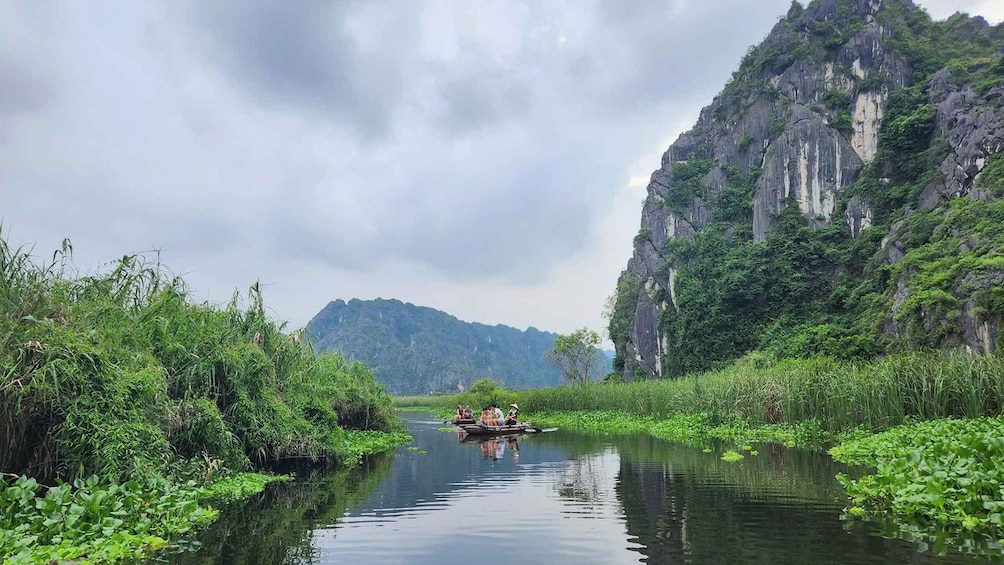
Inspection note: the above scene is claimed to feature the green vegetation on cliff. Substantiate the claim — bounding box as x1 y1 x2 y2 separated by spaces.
611 0 1004 377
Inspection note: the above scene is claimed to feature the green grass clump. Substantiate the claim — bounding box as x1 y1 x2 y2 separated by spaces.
0 233 402 482
405 352 1004 439
831 417 1004 541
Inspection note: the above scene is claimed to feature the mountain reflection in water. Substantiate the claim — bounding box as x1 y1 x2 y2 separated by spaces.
173 412 996 564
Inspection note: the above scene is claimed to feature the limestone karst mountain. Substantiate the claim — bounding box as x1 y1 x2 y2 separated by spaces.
611 0 1004 379
307 298 612 395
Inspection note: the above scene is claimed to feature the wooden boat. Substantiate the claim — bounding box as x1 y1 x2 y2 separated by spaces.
447 418 477 425
458 422 540 436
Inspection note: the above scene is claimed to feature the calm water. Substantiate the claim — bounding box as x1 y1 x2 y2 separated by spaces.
172 412 999 564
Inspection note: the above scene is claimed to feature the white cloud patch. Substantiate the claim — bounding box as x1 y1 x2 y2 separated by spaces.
1 0 999 337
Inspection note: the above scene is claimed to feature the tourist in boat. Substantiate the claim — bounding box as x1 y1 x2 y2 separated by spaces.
453 405 464 422
505 403 519 425
479 407 496 426
492 403 504 426
463 405 473 420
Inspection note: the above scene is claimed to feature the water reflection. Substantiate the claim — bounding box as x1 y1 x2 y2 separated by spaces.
169 454 395 564
460 433 522 460
173 413 999 564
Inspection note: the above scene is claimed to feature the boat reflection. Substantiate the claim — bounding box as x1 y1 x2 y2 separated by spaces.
458 432 522 460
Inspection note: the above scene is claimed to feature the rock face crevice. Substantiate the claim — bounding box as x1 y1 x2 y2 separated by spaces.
612 0 1004 379
753 104 864 241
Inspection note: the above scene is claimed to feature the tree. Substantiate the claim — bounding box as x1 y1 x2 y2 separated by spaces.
544 328 604 384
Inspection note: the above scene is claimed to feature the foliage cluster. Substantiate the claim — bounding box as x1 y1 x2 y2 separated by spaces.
655 201 882 375
0 475 216 564
977 153 1004 198
606 275 642 374
544 328 604 384
0 235 413 562
711 164 758 223
890 198 1004 345
831 417 1004 544
666 158 713 211
0 235 400 483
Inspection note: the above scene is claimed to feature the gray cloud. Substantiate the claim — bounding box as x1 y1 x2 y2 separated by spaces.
187 0 420 139
2 0 998 334
0 58 48 116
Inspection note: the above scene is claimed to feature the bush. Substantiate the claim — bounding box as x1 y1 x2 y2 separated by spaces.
0 234 401 482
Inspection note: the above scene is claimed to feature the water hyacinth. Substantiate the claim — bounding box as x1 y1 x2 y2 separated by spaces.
831 417 1004 540
0 475 216 564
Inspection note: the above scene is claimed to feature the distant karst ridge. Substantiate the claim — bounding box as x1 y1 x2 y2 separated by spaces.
306 298 611 395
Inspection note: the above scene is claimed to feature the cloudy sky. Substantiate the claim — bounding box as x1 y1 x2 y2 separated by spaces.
2 0 1002 339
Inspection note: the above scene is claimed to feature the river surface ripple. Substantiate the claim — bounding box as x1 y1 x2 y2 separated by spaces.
175 411 998 564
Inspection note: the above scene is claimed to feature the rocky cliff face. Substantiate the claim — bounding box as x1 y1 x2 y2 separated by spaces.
612 0 1004 379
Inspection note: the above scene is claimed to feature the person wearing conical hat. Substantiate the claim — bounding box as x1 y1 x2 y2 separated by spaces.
505 403 519 425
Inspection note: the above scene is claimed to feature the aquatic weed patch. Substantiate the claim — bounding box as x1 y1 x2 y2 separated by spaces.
530 409 827 449
831 417 1004 544
528 410 825 448
199 473 292 503
721 450 744 462
339 430 413 462
0 475 217 564
530 410 652 433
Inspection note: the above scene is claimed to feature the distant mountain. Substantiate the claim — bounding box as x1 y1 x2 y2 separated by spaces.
305 298 611 395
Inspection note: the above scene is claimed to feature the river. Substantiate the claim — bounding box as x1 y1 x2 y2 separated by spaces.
171 411 999 564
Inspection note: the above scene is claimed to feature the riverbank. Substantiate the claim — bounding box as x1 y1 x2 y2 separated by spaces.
397 351 1004 551
399 352 1004 433
0 236 411 562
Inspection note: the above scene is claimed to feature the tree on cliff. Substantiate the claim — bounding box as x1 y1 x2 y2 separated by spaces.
544 328 604 384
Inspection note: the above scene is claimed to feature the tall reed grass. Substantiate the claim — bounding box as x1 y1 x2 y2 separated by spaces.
400 352 1004 434
0 233 398 482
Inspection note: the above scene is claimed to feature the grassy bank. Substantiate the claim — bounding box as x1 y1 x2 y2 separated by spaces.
397 352 1004 547
398 352 1004 434
0 234 411 562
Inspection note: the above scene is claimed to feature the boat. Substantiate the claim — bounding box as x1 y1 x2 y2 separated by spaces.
446 418 477 425
458 422 541 436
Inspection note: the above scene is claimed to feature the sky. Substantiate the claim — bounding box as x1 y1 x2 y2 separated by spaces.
2 0 1002 340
